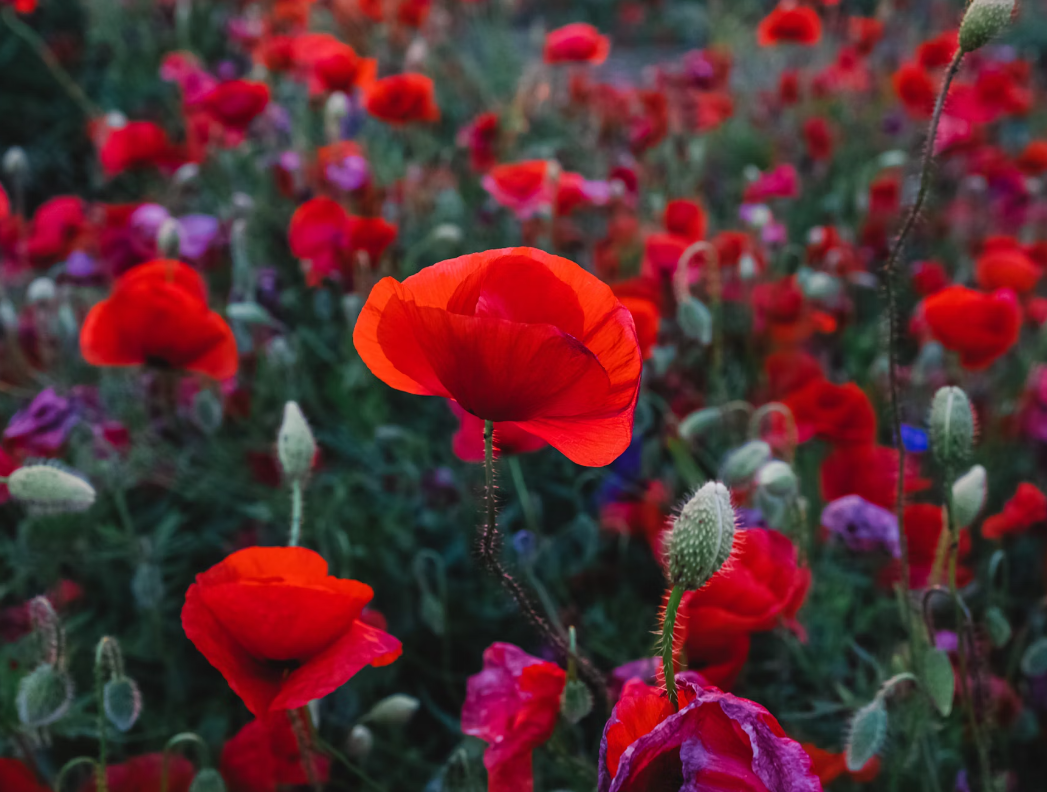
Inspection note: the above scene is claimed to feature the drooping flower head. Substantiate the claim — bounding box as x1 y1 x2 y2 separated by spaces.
353 247 642 467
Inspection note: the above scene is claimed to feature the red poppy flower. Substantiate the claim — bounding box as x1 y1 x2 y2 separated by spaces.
610 280 660 361
640 232 689 279
782 378 877 445
923 285 1021 370
543 23 610 65
757 3 822 47
802 743 881 784
821 443 929 511
779 70 801 104
752 276 813 347
763 349 823 400
220 712 331 792
882 504 972 589
364 74 439 124
202 80 271 133
803 116 833 161
0 183 8 219
25 196 86 266
680 528 810 688
743 163 799 202
848 16 883 56
462 642 566 792
81 754 194 792
482 160 551 219
663 199 706 241
983 483 1047 540
292 34 377 95
99 121 182 177
868 172 901 216
289 198 397 286
918 30 959 69
600 480 670 553
599 675 821 791
893 63 936 118
912 260 949 296
449 400 547 462
80 260 238 379
975 244 1041 294
0 759 48 792
353 247 642 467
182 546 402 716
1016 140 1047 175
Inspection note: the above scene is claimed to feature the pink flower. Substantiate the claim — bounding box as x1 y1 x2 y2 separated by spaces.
743 163 799 203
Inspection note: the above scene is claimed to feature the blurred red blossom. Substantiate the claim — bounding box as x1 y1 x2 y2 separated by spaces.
983 483 1047 540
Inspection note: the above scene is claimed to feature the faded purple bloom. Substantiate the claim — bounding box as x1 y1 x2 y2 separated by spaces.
762 220 788 245
325 155 370 192
3 388 79 457
821 494 900 556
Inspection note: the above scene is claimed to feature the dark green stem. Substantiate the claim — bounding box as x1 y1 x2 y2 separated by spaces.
661 585 684 710
93 641 109 792
289 480 303 547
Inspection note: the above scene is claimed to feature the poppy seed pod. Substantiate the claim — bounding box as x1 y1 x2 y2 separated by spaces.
363 693 420 726
277 401 316 481
720 440 772 487
188 768 227 792
930 386 975 468
845 696 887 772
959 0 1016 53
16 663 74 728
6 463 96 514
756 460 798 499
951 464 987 528
560 678 594 724
667 481 737 591
346 724 374 759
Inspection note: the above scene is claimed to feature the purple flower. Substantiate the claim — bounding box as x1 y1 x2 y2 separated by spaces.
129 204 220 260
3 388 80 457
821 494 900 556
325 155 370 192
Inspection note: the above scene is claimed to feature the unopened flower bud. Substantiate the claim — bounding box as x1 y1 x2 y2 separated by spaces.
678 407 721 441
188 768 227 792
431 223 463 244
104 676 142 732
951 465 986 528
346 724 374 759
277 402 316 481
845 696 887 772
959 0 1016 53
157 218 181 259
1021 637 1047 677
560 678 593 724
930 386 975 468
756 460 797 500
7 463 96 514
363 694 420 726
3 146 29 180
27 277 56 304
720 440 771 487
324 92 350 142
192 389 224 435
922 648 954 717
17 663 74 727
667 481 737 590
174 163 199 186
677 296 712 344
105 111 128 129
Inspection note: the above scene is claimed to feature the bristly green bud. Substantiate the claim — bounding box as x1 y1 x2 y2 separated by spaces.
930 386 975 468
959 0 1016 53
755 460 797 500
362 694 420 726
922 648 955 717
678 407 722 441
720 440 771 487
6 463 96 514
677 296 712 345
346 724 374 759
104 677 142 732
188 768 227 792
667 482 737 590
17 663 74 727
560 678 593 724
952 465 987 528
845 696 888 772
3 146 29 180
277 401 316 481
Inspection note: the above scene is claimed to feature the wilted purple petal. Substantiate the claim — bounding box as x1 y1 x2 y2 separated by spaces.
325 156 370 192
821 494 900 556
178 215 220 259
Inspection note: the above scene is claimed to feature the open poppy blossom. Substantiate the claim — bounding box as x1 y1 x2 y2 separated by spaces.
182 546 402 716
364 74 439 124
201 80 271 135
289 197 397 286
25 195 87 266
81 753 195 792
821 442 930 511
893 63 936 118
543 23 610 65
353 247 642 467
482 160 552 220
461 642 566 792
80 259 238 379
975 243 1041 294
598 674 821 791
782 378 877 445
918 30 959 69
803 116 833 161
1016 140 1047 174
756 3 822 47
923 286 1022 370
663 199 706 241
0 759 48 792
449 400 547 462
292 33 377 95
982 483 1047 540
220 711 331 792
99 121 182 177
882 504 972 589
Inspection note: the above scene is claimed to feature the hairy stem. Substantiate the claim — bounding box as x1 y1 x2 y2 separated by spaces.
288 708 323 792
289 480 303 547
661 585 684 710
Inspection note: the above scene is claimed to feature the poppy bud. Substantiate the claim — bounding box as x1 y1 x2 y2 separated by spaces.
431 223 463 244
677 296 713 344
720 440 772 487
678 407 722 440
342 293 364 329
27 277 56 304
929 386 975 468
845 696 887 772
755 460 797 499
959 0 1016 53
1021 637 1047 677
0 298 17 331
325 92 350 141
363 694 420 726
157 218 181 259
188 768 227 792
921 648 954 717
560 678 593 724
6 463 96 514
951 464 987 528
346 724 374 759
16 663 74 727
174 163 199 186
104 676 142 732
277 401 316 481
986 606 1012 647
192 389 224 435
132 561 165 611
666 481 737 590
3 146 28 180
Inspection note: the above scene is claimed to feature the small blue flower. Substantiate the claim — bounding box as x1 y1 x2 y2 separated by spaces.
901 424 929 453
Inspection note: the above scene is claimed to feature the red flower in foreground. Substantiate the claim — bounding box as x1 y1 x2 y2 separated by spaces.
757 3 822 47
543 23 610 65
181 546 402 716
599 675 821 791
364 74 439 124
220 712 331 792
80 260 238 379
449 400 547 462
461 642 566 792
0 759 48 792
353 247 642 466
983 483 1047 540
802 743 880 784
923 286 1021 370
81 754 194 792
99 121 182 177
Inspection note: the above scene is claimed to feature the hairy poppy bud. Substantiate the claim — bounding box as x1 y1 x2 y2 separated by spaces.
922 648 954 717
6 463 96 514
346 724 374 759
845 696 887 772
720 440 772 487
27 277 56 304
277 401 316 481
3 146 28 180
188 768 227 792
755 460 797 499
1021 637 1047 677
104 677 142 732
951 464 987 528
324 92 350 142
17 663 74 727
560 678 593 724
667 481 737 590
929 386 975 468
959 0 1016 53
677 296 713 344
678 407 722 441
363 694 420 726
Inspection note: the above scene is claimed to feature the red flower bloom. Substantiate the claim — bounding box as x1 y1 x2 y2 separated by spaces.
99 121 182 177
680 528 810 689
883 504 972 589
912 260 950 296
0 759 48 792
893 63 936 118
220 712 331 792
802 743 881 784
641 232 689 279
353 247 642 466
182 546 402 716
289 198 397 286
482 160 551 219
663 198 706 241
449 400 547 462
459 112 500 172
848 16 883 56
81 754 194 792
983 483 1047 540
462 642 566 792
0 183 8 219
763 349 823 400
821 443 929 511
923 285 1021 370
599 675 821 791
757 3 822 47
202 80 271 134
751 276 813 347
292 34 377 96
975 243 1041 294
364 74 439 124
802 116 833 161
1016 140 1047 175
25 196 86 266
782 379 877 445
918 30 959 70
80 260 238 379
543 23 610 65
610 279 660 361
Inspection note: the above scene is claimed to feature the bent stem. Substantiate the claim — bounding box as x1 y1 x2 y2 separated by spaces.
289 480 303 547
161 732 209 792
661 585 684 710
